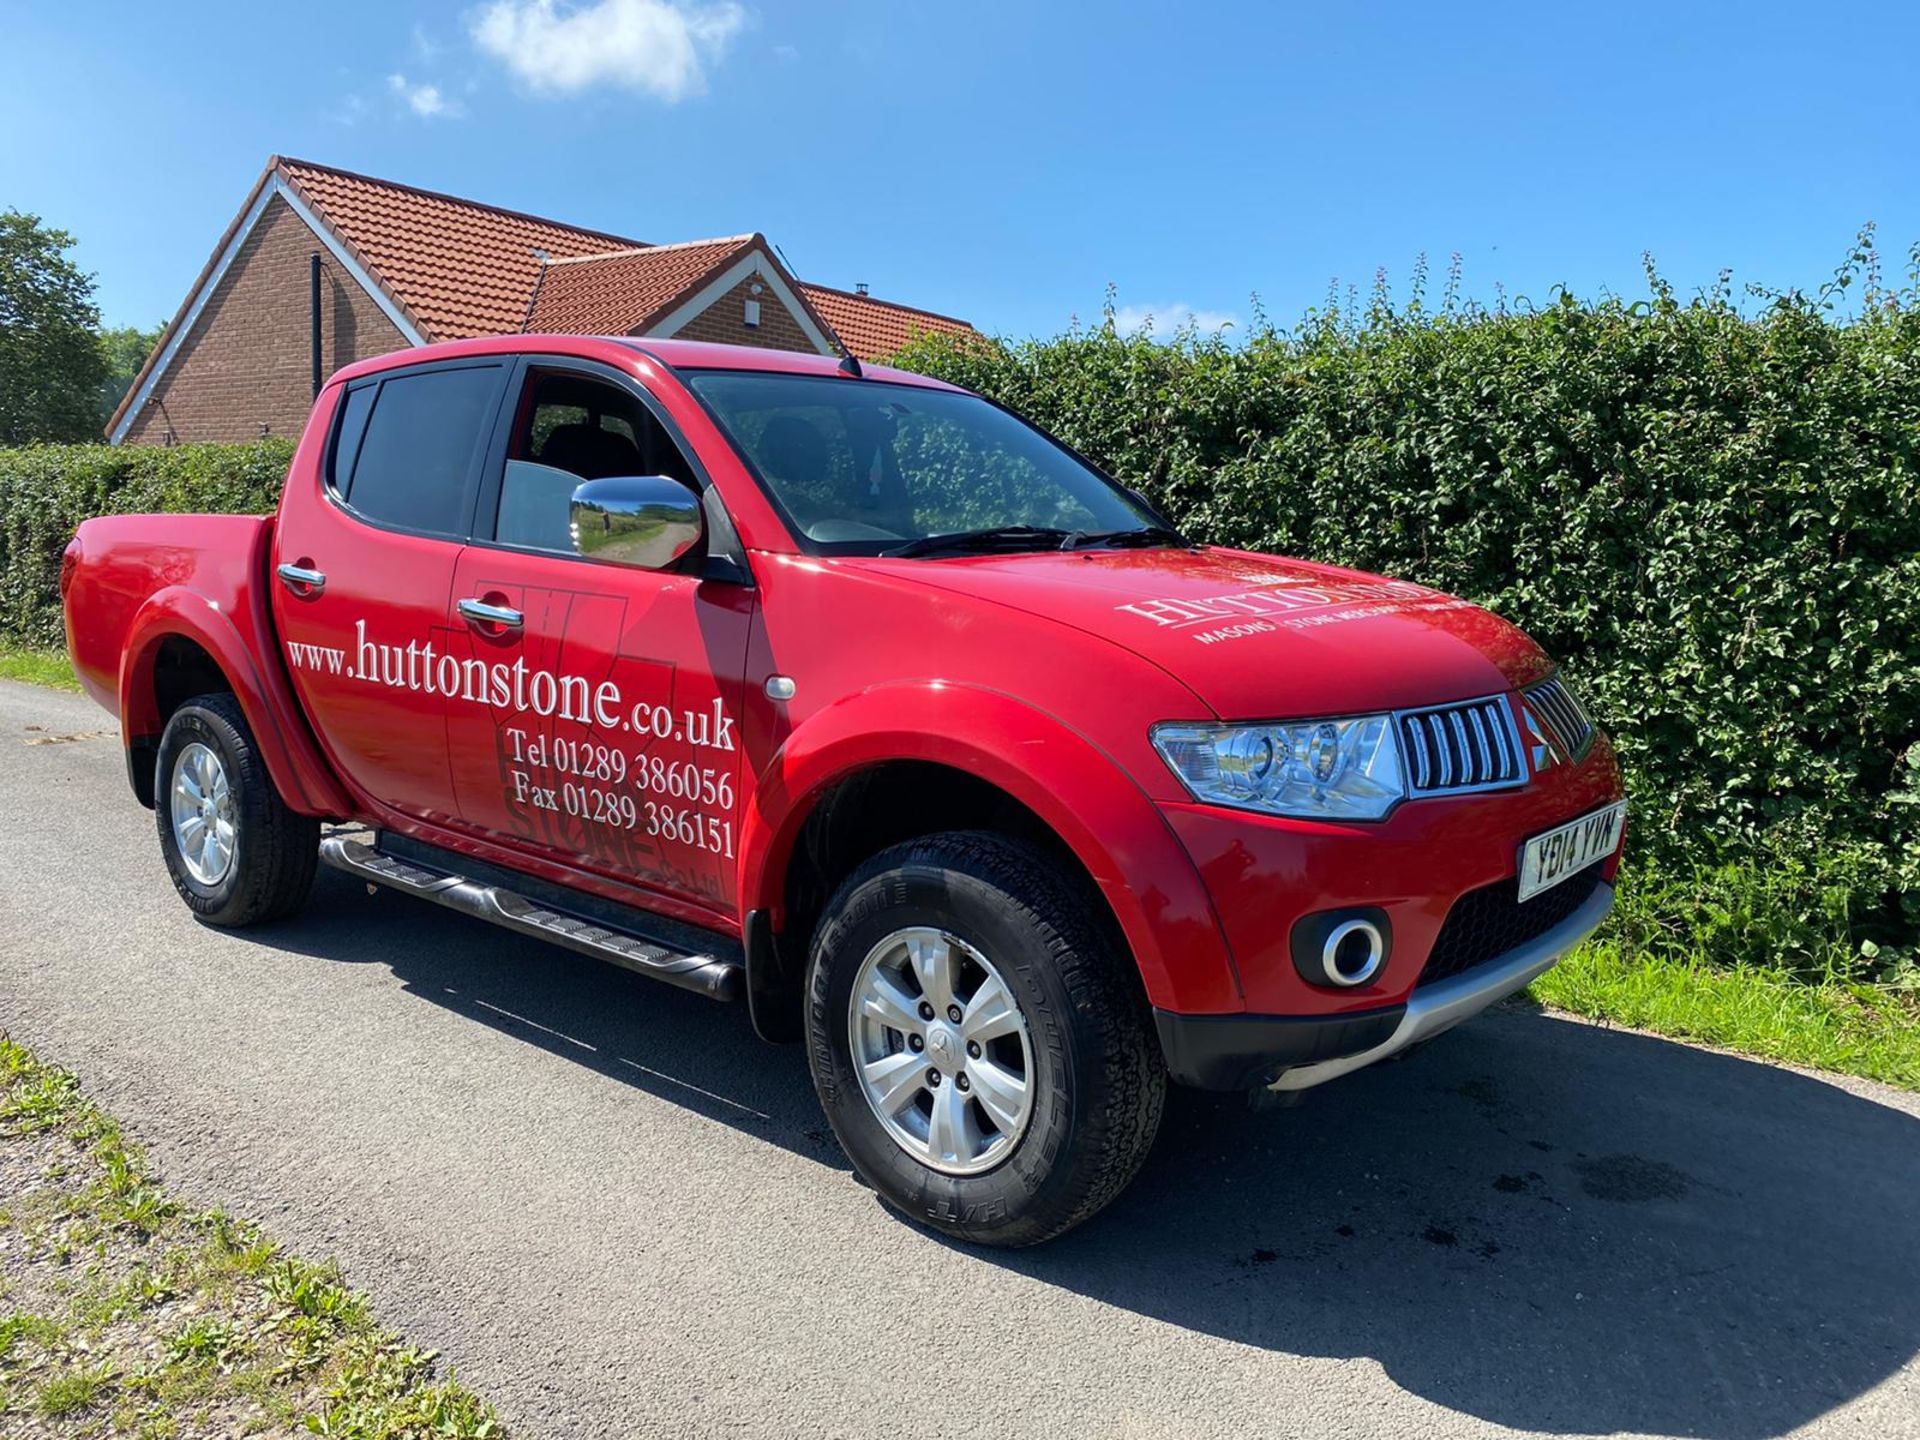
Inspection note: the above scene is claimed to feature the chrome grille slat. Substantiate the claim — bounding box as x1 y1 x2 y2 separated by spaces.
1400 715 1430 790
1489 702 1517 775
1523 677 1595 759
1469 706 1495 783
1397 694 1526 797
1448 711 1471 784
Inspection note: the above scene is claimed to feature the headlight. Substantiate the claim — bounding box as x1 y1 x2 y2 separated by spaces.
1152 716 1406 820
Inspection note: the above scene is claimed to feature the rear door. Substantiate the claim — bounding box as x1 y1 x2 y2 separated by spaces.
272 358 508 823
440 358 756 919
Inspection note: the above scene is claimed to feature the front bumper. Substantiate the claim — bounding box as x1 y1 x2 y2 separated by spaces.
1154 1005 1406 1091
1160 731 1625 1015
1157 879 1614 1091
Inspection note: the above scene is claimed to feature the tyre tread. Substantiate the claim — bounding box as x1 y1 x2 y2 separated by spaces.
155 693 318 927
815 830 1165 1246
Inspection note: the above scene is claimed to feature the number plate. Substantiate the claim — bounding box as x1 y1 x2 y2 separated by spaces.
1516 801 1626 903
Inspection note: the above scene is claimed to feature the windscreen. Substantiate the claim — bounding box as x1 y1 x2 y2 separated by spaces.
685 372 1156 554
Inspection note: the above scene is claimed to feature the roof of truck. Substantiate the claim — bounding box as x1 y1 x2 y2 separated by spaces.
327 333 965 391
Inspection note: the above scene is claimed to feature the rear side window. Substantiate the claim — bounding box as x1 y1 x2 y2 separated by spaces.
332 365 501 536
329 384 376 492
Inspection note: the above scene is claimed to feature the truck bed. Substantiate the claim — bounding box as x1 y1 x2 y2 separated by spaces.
65 513 280 712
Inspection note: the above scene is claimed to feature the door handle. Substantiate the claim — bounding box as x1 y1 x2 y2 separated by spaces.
276 562 326 595
458 597 524 630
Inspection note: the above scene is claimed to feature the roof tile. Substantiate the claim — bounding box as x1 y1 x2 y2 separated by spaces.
526 237 755 334
279 157 647 341
798 284 974 362
274 158 978 357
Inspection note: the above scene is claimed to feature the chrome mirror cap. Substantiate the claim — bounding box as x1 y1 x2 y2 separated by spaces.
569 475 705 570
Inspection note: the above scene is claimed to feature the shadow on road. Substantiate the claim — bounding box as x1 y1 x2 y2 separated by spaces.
271 867 1919 1439
274 868 840 1162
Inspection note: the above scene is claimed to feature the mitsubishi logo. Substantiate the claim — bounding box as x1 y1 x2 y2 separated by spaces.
927 1028 958 1066
1520 706 1560 772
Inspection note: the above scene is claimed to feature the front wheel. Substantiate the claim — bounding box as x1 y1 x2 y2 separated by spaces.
805 832 1165 1246
155 694 318 927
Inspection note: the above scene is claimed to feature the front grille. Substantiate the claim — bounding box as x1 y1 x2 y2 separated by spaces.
1523 677 1595 760
1398 696 1525 796
1418 862 1606 987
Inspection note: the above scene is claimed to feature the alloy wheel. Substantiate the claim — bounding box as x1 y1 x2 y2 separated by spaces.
848 926 1036 1175
169 741 236 886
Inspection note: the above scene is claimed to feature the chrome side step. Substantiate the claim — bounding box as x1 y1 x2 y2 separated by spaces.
319 836 743 1001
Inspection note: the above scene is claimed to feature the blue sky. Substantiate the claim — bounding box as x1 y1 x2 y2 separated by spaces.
4 1 1917 339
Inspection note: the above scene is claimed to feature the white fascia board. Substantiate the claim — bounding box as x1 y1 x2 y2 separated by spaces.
274 181 426 347
647 248 838 357
110 175 425 443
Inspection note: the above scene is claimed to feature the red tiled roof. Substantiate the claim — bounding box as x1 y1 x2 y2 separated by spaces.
525 236 755 333
107 156 980 439
798 284 975 362
278 156 648 341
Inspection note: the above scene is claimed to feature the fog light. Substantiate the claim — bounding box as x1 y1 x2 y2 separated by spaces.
1321 919 1385 986
1291 907 1394 989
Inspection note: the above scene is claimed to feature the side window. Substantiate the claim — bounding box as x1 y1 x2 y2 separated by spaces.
337 366 500 537
492 369 698 554
328 383 376 494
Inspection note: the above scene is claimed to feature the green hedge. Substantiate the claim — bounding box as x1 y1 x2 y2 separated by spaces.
894 258 1920 971
0 440 293 648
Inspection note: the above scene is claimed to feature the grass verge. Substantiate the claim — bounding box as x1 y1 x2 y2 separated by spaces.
0 1035 503 1437
0 648 79 692
1532 938 1920 1090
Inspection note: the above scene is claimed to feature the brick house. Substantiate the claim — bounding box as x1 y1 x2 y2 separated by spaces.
108 156 974 444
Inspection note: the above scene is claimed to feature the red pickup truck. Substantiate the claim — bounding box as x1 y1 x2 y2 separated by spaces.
63 335 1625 1244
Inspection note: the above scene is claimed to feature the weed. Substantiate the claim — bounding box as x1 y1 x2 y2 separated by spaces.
38 1363 114 1416
0 1035 508 1434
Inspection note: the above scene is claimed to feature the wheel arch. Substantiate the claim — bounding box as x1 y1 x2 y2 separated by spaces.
118 588 350 816
740 683 1241 1020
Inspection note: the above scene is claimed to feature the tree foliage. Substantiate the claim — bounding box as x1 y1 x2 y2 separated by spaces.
894 241 1920 962
97 322 165 427
0 211 110 445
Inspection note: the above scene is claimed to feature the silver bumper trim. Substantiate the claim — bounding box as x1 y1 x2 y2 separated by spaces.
1270 880 1615 1092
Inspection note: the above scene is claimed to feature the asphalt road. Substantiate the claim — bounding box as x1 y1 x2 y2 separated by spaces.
2 679 1916 1440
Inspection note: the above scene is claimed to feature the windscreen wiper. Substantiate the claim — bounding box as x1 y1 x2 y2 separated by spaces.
882 525 1074 558
1058 525 1190 551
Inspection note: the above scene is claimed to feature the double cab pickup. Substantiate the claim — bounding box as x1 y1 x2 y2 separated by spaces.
64 336 1625 1245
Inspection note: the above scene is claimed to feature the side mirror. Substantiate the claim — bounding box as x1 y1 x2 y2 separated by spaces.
570 476 705 570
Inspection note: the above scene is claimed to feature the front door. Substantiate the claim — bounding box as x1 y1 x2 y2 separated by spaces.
272 358 508 824
440 361 756 918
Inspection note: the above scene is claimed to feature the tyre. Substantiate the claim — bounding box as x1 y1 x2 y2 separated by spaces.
155 694 319 927
805 831 1165 1246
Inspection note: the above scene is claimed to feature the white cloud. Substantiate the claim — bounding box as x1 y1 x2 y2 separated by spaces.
330 92 371 127
1110 303 1238 337
471 0 748 102
387 73 462 119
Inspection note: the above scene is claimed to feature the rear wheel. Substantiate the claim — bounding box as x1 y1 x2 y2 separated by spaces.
155 695 318 926
805 832 1165 1246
